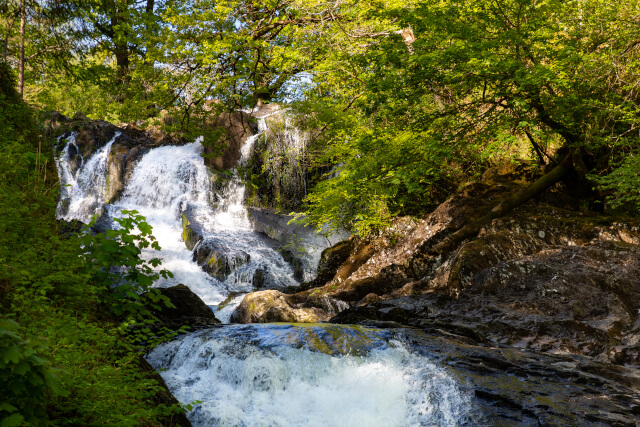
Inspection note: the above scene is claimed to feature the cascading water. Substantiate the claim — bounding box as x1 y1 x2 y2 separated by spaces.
146 324 476 427
55 117 297 310
56 132 119 222
55 113 477 426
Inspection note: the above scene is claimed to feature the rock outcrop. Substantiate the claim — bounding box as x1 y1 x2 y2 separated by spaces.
192 240 251 280
204 111 254 170
247 207 349 282
149 284 220 330
232 163 640 365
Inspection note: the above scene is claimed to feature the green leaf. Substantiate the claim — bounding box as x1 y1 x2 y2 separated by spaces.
0 413 24 427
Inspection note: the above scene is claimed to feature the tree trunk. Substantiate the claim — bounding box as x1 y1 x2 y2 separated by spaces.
111 2 130 82
18 0 25 98
429 153 573 256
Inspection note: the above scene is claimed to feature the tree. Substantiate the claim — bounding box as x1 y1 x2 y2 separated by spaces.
295 0 640 235
72 0 166 82
150 0 405 113
0 0 79 98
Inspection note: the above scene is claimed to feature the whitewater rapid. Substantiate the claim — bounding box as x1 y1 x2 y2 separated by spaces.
55 116 476 426
146 324 475 427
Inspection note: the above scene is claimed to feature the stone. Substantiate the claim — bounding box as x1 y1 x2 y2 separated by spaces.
181 206 204 251
204 111 254 170
247 207 349 282
192 239 250 280
149 284 220 330
230 290 330 324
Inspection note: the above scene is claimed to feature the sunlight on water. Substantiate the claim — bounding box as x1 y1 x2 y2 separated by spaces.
56 119 299 307
147 324 474 427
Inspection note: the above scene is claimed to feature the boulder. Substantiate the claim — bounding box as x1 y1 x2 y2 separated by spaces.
150 284 220 330
192 239 250 280
230 290 331 324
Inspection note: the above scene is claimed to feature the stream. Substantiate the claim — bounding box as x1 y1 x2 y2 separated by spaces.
55 116 640 426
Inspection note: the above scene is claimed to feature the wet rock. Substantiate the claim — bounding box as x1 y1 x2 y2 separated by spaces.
297 238 355 291
247 207 349 282
149 284 220 330
192 239 250 280
204 111 254 170
409 330 640 426
51 113 191 207
252 269 266 288
280 249 304 282
89 208 113 234
230 290 331 323
181 205 204 251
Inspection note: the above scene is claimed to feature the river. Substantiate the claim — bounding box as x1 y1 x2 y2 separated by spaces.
55 114 640 426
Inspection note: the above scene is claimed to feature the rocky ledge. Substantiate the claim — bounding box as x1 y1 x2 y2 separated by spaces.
232 163 640 366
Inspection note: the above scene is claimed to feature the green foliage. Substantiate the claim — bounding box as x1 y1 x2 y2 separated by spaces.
299 120 465 236
292 0 640 232
591 154 640 214
0 64 186 425
0 320 65 427
78 210 173 318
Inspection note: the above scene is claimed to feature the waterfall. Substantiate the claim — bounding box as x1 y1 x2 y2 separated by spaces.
56 132 119 222
56 116 297 310
146 324 475 427
111 141 229 305
55 116 476 427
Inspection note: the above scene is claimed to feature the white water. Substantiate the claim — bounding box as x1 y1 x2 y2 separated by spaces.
56 119 297 307
110 141 228 304
56 117 473 426
56 132 119 222
146 324 474 427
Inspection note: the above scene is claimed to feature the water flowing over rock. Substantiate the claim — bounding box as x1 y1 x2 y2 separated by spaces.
204 110 254 170
244 107 310 212
54 112 640 425
234 163 640 367
52 108 328 310
146 324 479 427
146 323 640 426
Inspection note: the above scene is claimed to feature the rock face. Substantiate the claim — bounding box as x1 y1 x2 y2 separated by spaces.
192 240 250 280
150 284 220 330
138 356 192 426
247 207 349 282
243 110 308 212
181 204 204 251
204 111 254 170
230 290 332 324
232 163 640 365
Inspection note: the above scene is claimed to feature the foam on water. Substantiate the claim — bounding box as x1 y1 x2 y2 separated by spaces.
56 118 474 426
56 132 119 222
146 324 474 427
